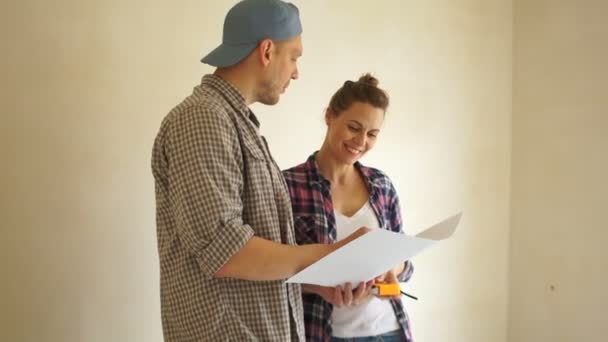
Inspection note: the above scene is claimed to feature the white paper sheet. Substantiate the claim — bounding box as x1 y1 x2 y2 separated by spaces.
286 213 462 286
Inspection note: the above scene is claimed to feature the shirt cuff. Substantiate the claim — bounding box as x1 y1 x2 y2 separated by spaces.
198 222 255 278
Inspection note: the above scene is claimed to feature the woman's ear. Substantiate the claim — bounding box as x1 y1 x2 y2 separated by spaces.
324 108 332 125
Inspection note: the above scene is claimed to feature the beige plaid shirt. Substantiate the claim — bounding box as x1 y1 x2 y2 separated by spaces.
152 75 304 341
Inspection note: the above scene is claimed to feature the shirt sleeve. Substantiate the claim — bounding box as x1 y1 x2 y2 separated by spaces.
386 177 415 283
168 106 254 278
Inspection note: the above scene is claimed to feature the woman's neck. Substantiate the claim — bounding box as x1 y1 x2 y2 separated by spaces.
315 145 357 186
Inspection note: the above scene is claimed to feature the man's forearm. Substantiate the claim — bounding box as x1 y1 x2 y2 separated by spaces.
214 236 333 281
215 227 370 281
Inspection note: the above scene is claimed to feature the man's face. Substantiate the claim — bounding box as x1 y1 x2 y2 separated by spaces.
257 35 302 105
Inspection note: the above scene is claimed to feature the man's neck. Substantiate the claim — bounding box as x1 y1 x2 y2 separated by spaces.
214 68 256 105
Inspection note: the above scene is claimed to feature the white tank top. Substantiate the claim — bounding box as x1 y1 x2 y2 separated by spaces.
331 202 401 338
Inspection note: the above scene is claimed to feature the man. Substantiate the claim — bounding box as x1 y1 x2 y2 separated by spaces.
151 0 368 340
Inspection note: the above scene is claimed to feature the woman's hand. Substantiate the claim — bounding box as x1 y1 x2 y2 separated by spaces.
374 269 401 299
303 281 373 307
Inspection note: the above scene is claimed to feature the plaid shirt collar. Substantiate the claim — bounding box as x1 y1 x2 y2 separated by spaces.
199 74 261 128
303 151 386 194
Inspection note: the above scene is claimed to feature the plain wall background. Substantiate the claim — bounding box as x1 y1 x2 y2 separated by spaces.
9 0 606 341
509 1 608 341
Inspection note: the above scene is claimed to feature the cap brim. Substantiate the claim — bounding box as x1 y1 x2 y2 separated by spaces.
201 42 258 67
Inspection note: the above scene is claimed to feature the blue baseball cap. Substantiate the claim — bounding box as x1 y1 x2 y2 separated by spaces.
201 0 302 67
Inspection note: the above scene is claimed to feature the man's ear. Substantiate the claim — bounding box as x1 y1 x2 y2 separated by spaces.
257 39 274 67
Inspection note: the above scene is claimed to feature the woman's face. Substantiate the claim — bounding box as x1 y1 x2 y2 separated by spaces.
325 101 385 165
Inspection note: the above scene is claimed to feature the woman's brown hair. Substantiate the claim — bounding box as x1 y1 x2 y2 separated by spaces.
328 73 389 115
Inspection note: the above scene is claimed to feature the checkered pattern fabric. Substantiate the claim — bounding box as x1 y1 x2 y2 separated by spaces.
283 154 414 342
152 74 304 341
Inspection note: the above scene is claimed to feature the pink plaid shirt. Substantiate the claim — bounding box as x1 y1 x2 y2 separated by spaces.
283 153 414 342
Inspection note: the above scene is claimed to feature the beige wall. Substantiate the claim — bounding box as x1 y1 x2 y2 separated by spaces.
1 1 511 341
509 1 608 341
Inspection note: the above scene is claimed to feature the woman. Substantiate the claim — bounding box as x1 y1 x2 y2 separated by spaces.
283 74 414 342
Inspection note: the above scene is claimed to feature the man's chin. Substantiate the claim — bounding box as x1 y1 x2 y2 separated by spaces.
259 95 280 106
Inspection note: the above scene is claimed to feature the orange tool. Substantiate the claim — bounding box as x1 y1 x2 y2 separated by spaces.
372 282 401 296
372 282 418 300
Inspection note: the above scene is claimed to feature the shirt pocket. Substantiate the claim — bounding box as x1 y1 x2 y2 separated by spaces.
242 136 266 162
293 214 327 245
